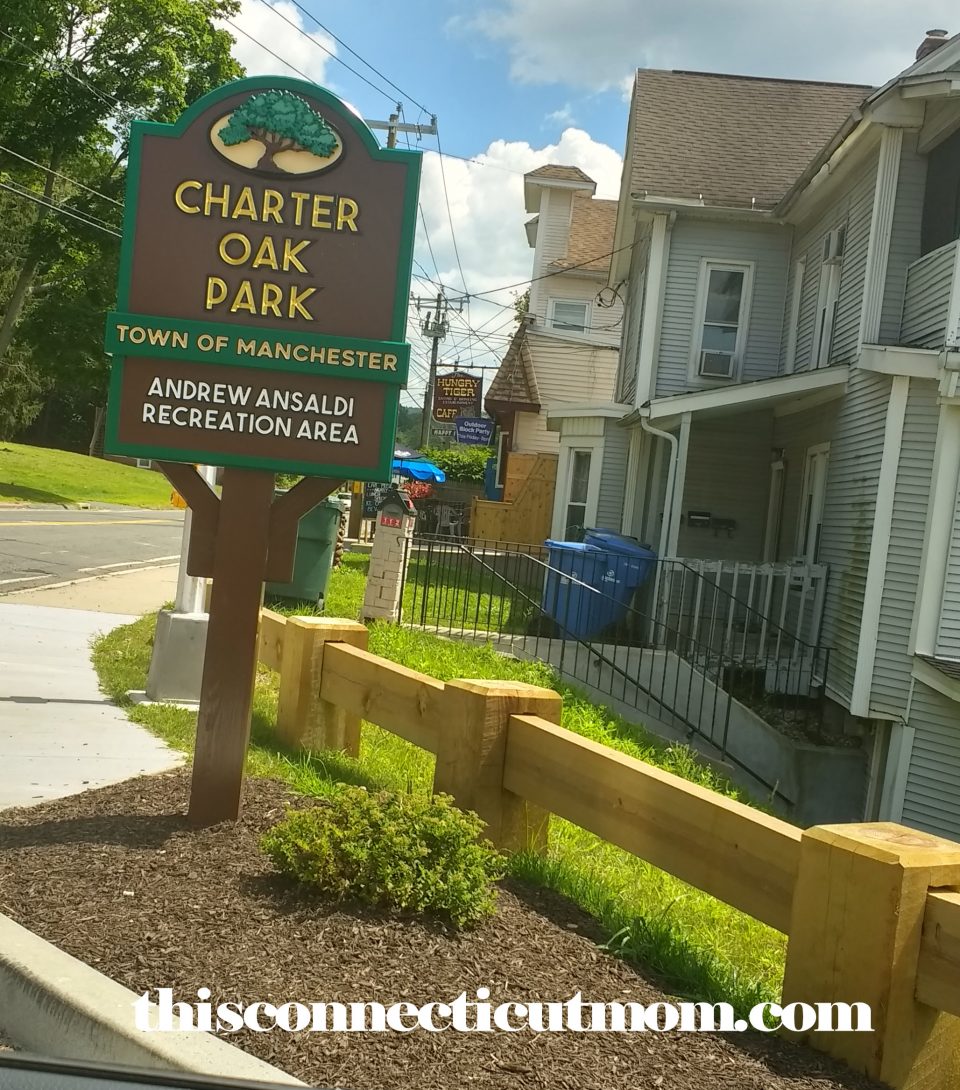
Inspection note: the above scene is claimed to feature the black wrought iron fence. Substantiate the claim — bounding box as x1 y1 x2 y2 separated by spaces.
401 534 833 797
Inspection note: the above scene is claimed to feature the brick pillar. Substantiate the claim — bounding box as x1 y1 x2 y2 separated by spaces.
360 489 417 623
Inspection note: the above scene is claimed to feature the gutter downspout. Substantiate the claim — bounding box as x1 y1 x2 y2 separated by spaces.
641 416 678 645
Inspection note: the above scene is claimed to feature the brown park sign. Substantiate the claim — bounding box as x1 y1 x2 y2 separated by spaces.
105 76 420 479
101 78 422 828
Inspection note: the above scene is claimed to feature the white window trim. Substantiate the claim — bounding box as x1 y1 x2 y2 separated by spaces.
794 442 831 563
783 257 806 374
812 237 844 369
762 459 786 561
552 438 603 539
547 297 590 334
687 258 755 384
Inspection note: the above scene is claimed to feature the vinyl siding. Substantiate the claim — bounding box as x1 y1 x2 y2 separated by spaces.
792 151 880 372
818 369 891 705
655 219 792 398
902 681 960 842
937 469 960 658
879 132 926 344
512 336 620 455
529 188 572 319
617 231 650 404
537 275 623 347
675 411 773 561
772 401 841 559
867 381 937 715
901 240 959 350
872 380 938 716
597 419 630 531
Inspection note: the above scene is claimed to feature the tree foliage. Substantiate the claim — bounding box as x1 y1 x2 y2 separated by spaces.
0 0 243 445
219 90 337 169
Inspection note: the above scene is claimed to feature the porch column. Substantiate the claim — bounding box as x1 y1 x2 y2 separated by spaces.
666 412 691 557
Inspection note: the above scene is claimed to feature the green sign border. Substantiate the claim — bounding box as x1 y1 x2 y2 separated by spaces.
105 312 410 385
105 75 421 478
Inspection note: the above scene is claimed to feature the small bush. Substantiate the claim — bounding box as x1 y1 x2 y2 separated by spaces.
261 787 504 928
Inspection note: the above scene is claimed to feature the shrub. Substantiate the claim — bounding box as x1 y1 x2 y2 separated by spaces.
420 444 492 483
261 787 504 928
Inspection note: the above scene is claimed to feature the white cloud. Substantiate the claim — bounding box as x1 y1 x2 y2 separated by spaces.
459 0 956 88
403 128 623 403
223 0 336 83
544 104 576 127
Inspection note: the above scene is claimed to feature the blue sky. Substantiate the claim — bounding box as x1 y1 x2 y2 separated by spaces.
226 1 956 404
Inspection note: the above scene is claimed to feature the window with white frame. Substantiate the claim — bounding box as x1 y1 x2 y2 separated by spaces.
564 449 592 538
796 444 830 563
691 261 753 380
812 226 845 368
548 298 588 333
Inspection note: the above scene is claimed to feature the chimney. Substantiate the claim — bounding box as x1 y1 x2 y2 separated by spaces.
916 28 950 62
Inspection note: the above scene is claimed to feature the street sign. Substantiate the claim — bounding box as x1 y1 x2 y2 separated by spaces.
102 76 421 826
432 371 481 423
105 76 419 482
454 416 495 445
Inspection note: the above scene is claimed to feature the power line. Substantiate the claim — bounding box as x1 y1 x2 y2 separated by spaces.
249 0 397 106
0 143 122 207
432 125 469 297
0 179 121 236
283 0 431 114
469 240 637 299
224 18 314 81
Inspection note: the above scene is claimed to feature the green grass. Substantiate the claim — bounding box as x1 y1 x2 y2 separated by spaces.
0 442 174 507
92 556 788 1015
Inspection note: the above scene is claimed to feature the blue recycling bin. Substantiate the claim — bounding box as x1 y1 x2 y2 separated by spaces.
542 537 656 639
583 529 658 586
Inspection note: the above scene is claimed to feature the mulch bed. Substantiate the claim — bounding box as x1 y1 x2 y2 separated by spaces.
0 771 884 1090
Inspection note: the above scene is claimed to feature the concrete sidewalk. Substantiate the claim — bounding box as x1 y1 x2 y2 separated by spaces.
0 605 182 810
1 563 178 614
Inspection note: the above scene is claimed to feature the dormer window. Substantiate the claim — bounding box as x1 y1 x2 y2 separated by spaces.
689 260 754 381
548 298 588 333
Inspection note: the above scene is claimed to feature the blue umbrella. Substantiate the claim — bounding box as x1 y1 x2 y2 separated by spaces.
391 458 446 483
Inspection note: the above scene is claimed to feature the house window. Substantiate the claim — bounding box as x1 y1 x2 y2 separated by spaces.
796 444 830 563
691 261 753 380
813 226 845 367
549 299 588 332
564 449 592 538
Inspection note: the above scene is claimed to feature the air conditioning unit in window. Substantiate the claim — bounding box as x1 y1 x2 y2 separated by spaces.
699 350 735 378
822 225 846 265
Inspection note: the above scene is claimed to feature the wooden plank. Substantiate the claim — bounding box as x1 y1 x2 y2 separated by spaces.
782 825 960 1089
917 889 960 1017
434 680 561 852
503 713 801 931
320 642 444 752
257 609 287 672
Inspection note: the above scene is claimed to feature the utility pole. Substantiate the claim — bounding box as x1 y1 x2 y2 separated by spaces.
366 104 437 149
412 293 467 447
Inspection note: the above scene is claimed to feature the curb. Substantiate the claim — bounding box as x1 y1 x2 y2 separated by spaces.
0 562 178 599
0 914 302 1084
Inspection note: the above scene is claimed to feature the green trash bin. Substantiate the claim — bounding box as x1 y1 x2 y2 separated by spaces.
265 495 343 607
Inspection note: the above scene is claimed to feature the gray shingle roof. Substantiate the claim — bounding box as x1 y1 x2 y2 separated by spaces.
526 164 596 185
628 70 871 209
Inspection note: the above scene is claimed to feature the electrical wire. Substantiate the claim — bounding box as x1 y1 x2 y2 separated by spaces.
433 126 469 297
249 0 397 106
0 179 121 236
469 240 637 298
0 143 122 207
283 0 429 115
223 18 314 81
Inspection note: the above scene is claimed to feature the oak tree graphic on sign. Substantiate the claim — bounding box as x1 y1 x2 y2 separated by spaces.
218 90 339 171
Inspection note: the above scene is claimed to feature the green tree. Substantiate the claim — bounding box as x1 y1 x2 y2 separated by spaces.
0 0 242 374
218 90 338 170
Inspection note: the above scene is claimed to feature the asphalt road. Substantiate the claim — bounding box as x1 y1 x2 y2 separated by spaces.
0 508 185 594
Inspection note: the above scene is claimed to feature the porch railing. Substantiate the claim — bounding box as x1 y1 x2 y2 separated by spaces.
401 535 833 799
900 239 960 350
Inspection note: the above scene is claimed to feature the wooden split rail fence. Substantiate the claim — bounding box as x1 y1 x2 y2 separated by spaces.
258 609 960 1090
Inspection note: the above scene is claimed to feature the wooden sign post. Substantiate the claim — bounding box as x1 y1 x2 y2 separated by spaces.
104 77 421 825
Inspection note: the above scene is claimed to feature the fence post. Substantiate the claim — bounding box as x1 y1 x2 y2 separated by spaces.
434 679 561 853
276 617 369 754
781 822 960 1090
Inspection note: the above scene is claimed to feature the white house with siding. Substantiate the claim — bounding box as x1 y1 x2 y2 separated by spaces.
481 166 621 541
548 31 960 836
